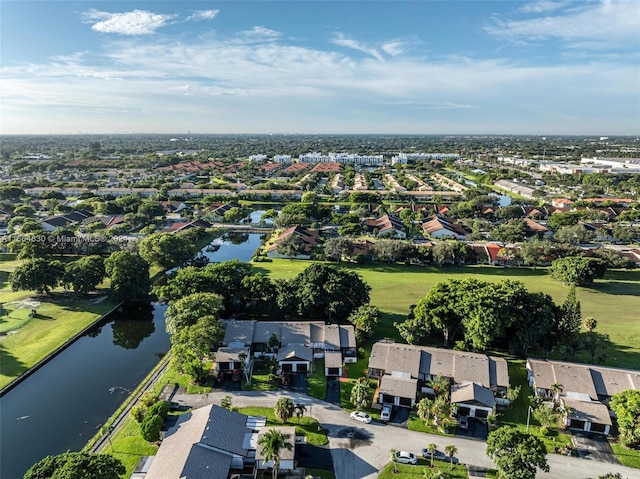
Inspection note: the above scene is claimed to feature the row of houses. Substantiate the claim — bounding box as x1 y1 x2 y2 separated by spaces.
216 320 357 377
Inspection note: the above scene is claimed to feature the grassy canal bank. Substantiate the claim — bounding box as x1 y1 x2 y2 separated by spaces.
0 253 118 389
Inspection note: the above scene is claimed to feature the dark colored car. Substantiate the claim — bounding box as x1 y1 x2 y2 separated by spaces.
281 371 291 386
231 369 242 382
421 449 459 464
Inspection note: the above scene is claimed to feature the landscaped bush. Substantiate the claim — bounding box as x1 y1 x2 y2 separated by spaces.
146 400 170 420
141 414 164 442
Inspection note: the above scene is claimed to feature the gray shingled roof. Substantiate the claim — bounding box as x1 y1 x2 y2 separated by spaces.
324 351 343 368
180 445 233 479
277 344 313 362
528 359 640 400
451 382 495 408
200 406 250 456
562 398 612 426
215 347 249 363
222 320 256 346
380 375 418 400
371 342 508 388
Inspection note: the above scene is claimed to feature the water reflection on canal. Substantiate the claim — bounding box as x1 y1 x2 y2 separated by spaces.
0 303 171 479
0 231 268 479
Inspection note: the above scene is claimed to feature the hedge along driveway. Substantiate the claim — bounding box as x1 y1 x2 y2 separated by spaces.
251 260 640 369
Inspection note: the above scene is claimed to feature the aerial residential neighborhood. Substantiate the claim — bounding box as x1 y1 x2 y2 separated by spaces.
1 133 639 479
2 0 640 478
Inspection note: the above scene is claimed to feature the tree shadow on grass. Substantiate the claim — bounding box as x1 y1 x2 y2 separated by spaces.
0 343 29 382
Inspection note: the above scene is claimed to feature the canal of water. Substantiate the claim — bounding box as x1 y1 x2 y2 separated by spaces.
0 232 264 479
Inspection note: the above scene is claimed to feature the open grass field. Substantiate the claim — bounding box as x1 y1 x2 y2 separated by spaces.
251 260 640 369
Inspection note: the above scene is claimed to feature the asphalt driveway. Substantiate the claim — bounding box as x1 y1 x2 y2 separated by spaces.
571 431 620 464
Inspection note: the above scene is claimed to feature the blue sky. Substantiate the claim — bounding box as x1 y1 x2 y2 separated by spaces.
1 0 639 135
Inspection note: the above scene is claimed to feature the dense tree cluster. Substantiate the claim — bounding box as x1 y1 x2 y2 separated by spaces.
157 260 370 322
396 278 560 355
549 256 607 286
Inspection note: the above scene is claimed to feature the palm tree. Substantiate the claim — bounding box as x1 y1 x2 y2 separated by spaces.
426 442 437 468
350 377 371 410
258 429 293 479
389 449 398 474
416 396 434 426
550 382 564 406
274 397 295 423
295 403 307 424
445 443 458 471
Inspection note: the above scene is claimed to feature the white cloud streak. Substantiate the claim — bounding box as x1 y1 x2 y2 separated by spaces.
84 9 178 35
331 32 384 61
486 0 640 48
186 10 219 21
2 16 638 134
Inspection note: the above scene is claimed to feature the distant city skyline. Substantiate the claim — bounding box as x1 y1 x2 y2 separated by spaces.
1 0 639 135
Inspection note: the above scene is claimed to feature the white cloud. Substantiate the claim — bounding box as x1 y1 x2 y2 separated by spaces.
239 26 283 41
486 0 640 48
186 10 219 21
520 1 568 13
381 41 405 57
331 32 383 61
2 22 638 134
84 9 177 35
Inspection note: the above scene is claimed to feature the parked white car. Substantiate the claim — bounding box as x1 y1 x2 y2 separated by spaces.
380 404 392 422
394 450 417 465
350 411 372 424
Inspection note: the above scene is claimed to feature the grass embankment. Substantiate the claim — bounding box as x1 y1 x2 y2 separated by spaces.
0 292 117 388
610 442 640 469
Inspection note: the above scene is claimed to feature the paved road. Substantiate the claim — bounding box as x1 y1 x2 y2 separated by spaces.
172 389 640 479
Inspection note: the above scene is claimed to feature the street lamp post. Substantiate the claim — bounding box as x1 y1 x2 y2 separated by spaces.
526 406 533 432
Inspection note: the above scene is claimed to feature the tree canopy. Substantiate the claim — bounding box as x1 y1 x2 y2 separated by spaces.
486 427 549 479
104 251 150 303
609 390 640 448
24 452 125 479
11 257 65 295
396 278 559 354
550 256 607 286
139 232 198 270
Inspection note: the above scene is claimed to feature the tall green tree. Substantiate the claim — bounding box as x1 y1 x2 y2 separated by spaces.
609 390 640 447
104 251 150 302
165 292 223 336
63 255 105 295
290 263 371 321
258 429 293 479
549 256 607 286
486 427 549 479
347 304 381 341
24 452 125 479
139 232 197 270
11 258 65 295
557 285 582 338
276 233 304 259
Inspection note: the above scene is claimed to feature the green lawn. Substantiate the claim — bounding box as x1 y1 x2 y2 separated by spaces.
378 458 470 478
0 292 118 388
251 260 640 369
610 442 640 468
103 417 159 478
308 359 327 400
237 407 328 446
